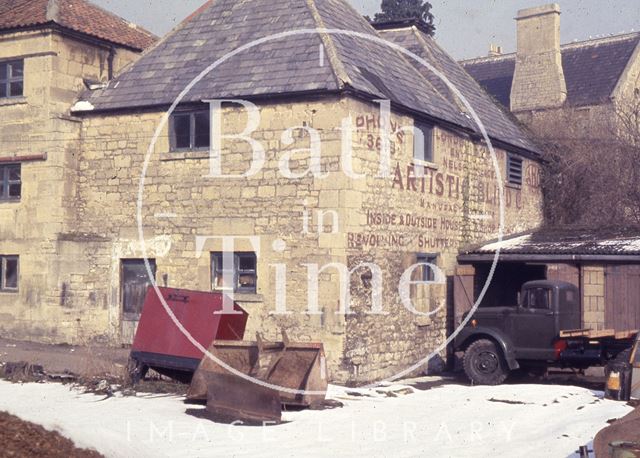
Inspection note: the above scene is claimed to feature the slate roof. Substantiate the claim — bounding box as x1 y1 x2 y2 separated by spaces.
78 0 539 155
375 21 539 154
0 0 157 51
460 228 640 260
461 33 640 109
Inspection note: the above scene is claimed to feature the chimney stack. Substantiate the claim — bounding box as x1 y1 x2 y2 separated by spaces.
488 44 503 56
510 3 567 112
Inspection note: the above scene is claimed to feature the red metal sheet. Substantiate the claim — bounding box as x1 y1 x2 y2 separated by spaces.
132 287 247 360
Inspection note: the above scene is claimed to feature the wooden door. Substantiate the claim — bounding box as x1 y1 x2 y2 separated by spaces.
605 265 640 330
453 265 475 326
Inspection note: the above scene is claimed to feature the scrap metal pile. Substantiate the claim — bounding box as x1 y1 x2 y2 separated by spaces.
127 287 328 423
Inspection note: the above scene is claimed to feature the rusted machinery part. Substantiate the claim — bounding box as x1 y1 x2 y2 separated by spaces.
593 408 640 458
187 334 328 423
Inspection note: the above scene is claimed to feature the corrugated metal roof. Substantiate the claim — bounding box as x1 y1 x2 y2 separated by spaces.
463 229 640 257
461 33 640 109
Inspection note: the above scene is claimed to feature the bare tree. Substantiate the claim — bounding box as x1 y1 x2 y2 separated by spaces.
535 96 640 229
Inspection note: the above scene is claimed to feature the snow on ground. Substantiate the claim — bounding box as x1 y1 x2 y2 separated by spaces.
0 379 632 458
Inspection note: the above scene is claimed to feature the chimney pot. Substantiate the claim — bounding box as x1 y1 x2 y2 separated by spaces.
488 43 503 56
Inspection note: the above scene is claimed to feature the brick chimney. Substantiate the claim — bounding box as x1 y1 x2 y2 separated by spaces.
510 3 567 112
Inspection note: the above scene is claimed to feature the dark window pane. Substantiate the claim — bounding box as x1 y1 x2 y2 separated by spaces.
10 61 23 78
527 288 549 309
0 84 6 98
9 81 23 97
8 165 20 181
194 112 210 148
8 184 20 198
4 258 18 289
238 254 256 271
173 114 191 149
0 63 6 80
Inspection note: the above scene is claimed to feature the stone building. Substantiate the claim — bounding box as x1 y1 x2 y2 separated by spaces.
1 0 543 383
0 0 155 340
461 3 640 134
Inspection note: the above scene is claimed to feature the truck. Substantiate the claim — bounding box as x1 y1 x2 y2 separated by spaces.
454 280 638 385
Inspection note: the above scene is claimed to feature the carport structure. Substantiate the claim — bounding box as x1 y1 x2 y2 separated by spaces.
454 229 640 331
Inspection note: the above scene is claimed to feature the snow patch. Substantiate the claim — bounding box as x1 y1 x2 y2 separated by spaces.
0 380 632 458
71 100 95 112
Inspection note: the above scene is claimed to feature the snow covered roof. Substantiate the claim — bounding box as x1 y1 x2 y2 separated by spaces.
460 228 640 261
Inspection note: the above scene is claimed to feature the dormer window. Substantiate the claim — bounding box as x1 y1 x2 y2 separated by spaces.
170 110 210 151
0 60 24 98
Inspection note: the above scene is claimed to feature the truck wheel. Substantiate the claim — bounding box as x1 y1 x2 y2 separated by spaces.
463 339 509 385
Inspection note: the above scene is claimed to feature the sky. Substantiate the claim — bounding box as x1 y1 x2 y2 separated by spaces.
93 0 640 60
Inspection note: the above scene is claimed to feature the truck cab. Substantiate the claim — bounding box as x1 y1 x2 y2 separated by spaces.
455 280 582 384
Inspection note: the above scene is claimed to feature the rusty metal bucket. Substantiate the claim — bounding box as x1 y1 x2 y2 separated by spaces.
187 332 328 423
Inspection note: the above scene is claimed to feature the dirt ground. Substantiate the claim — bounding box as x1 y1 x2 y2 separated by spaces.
0 411 103 458
0 338 129 378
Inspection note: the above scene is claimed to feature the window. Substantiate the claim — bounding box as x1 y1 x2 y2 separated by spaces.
416 253 438 282
0 256 19 292
0 60 24 98
507 154 523 186
170 110 210 151
523 287 550 310
413 122 434 163
121 259 156 320
212 252 257 294
0 164 21 201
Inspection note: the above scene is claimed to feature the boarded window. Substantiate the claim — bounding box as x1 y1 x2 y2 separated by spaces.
0 60 24 98
121 259 156 320
507 154 523 186
212 252 257 294
170 110 210 151
0 164 21 201
0 255 18 291
413 122 434 163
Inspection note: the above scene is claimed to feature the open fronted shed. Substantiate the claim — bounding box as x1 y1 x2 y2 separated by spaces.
455 229 640 331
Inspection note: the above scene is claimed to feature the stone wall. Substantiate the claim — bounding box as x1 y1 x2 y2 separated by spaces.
72 95 542 383
0 28 143 343
341 98 543 382
582 266 606 330
1 47 544 381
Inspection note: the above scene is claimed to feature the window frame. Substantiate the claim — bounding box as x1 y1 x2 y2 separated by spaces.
507 153 524 186
169 109 210 152
413 122 435 164
523 287 551 310
0 163 21 201
0 255 19 292
211 252 257 294
0 59 24 99
416 253 439 282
